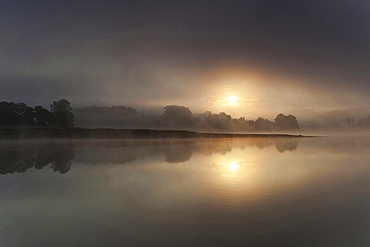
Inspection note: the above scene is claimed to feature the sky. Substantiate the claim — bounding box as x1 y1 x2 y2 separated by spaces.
1 0 370 118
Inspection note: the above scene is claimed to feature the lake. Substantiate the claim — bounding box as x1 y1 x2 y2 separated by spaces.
1 136 370 246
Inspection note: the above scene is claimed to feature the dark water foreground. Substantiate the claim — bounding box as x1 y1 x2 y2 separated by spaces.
0 137 370 246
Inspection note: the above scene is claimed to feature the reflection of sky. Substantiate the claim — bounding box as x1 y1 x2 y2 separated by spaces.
1 137 370 246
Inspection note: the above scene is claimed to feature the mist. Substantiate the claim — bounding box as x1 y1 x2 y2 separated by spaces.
2 1 370 245
1 1 369 118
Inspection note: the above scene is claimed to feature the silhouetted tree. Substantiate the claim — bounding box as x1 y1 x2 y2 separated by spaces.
15 103 35 125
357 115 370 127
73 105 147 128
50 99 74 127
0 101 19 125
34 106 53 126
195 111 235 131
254 117 275 131
162 105 194 128
214 112 232 130
0 101 38 126
274 114 300 130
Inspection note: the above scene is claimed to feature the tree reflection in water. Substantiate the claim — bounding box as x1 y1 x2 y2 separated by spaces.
0 138 299 175
0 141 74 174
275 138 299 153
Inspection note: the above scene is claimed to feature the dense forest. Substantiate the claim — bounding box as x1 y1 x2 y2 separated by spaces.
74 104 301 132
0 99 74 128
8 99 370 131
1 100 302 132
5 99 370 132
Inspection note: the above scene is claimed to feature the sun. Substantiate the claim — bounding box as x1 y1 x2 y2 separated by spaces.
226 95 239 105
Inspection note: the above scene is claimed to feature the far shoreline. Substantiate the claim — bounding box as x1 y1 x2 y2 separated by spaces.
0 127 318 140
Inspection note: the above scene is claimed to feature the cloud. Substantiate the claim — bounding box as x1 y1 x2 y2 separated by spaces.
1 1 370 115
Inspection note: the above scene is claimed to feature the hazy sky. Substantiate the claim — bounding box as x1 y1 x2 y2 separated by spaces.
1 0 370 118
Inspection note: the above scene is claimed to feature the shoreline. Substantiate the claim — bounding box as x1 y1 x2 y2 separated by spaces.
0 127 316 140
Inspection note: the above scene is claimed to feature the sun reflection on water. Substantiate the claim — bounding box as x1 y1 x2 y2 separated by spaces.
229 161 240 171
219 160 246 180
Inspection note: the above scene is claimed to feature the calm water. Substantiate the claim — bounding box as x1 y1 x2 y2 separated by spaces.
1 137 370 246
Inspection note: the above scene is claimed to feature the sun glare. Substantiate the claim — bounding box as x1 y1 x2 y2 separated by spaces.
226 95 239 105
229 162 240 171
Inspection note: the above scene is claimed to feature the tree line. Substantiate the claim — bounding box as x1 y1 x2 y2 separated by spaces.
7 99 370 131
0 99 74 128
74 104 301 132
161 106 300 132
1 100 301 131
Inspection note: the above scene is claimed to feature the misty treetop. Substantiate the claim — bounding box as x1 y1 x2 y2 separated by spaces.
0 99 74 128
1 100 303 132
274 114 300 130
162 105 194 127
73 104 301 132
50 99 74 127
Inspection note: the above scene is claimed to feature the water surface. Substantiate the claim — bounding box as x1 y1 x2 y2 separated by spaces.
1 137 370 246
